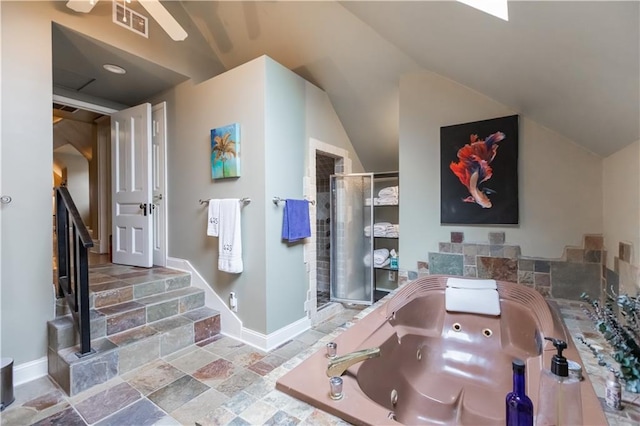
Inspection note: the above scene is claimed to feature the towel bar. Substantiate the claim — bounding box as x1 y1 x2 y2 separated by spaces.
199 198 251 205
272 196 316 206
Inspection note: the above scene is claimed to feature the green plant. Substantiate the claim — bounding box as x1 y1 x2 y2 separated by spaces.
581 292 640 393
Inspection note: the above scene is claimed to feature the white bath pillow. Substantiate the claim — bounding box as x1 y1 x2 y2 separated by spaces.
446 277 497 290
445 287 501 316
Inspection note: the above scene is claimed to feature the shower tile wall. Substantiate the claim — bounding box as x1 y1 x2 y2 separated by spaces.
316 154 335 304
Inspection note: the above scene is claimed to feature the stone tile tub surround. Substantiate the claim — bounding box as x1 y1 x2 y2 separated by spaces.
424 232 623 301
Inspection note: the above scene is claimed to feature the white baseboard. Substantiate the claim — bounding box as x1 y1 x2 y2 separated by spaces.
238 316 310 352
14 356 48 386
166 257 310 352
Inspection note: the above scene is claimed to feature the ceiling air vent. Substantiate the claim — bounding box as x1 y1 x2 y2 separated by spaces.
53 103 79 114
113 1 148 38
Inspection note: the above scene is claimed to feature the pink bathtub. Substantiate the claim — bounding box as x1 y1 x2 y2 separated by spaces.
277 275 607 425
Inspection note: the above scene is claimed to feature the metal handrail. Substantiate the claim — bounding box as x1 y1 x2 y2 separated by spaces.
55 186 94 357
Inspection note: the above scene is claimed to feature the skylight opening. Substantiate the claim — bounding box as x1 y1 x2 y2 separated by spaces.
457 0 509 21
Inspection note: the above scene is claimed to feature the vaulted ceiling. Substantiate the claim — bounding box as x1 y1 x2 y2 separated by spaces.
53 1 639 171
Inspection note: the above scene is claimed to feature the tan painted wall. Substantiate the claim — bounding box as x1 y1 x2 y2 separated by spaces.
603 140 640 267
399 71 604 270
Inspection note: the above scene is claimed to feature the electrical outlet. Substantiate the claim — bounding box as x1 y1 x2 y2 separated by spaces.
389 271 396 281
229 292 238 312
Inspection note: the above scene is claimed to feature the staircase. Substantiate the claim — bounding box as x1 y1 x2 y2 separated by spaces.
47 263 220 396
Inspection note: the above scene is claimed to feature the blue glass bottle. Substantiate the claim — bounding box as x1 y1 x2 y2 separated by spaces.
506 358 534 426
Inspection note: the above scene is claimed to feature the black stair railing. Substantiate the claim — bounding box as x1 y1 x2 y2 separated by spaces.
55 186 94 357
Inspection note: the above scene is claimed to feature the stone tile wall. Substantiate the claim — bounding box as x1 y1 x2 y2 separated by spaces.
419 232 622 301
614 241 639 297
315 153 334 296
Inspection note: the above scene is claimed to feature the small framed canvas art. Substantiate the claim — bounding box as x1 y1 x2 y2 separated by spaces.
211 123 240 179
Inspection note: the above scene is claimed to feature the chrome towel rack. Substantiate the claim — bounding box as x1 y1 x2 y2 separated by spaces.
272 196 315 206
199 197 251 205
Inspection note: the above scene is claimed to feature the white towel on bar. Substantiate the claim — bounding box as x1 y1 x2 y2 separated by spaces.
207 199 221 237
218 199 243 273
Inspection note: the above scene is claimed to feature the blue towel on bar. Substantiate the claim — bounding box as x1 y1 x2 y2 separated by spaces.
282 199 311 242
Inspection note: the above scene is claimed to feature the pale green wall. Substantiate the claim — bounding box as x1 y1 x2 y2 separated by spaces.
264 58 307 333
157 56 363 335
603 140 640 267
1 2 54 364
399 71 604 270
157 58 269 333
0 0 223 366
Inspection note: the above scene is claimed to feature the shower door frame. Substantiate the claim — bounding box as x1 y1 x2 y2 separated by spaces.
329 172 375 305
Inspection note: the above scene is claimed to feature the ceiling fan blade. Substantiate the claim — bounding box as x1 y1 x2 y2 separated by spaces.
139 0 188 41
66 0 99 13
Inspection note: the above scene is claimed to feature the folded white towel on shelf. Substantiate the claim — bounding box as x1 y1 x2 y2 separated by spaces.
374 222 391 232
375 197 398 206
373 248 390 265
378 186 398 198
207 199 221 237
365 223 399 238
364 255 391 268
375 258 391 269
218 199 243 274
364 197 399 206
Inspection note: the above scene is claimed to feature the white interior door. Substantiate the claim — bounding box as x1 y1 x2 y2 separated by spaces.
111 103 153 267
152 102 167 266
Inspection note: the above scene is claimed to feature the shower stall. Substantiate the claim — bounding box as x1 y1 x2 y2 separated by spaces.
329 173 374 305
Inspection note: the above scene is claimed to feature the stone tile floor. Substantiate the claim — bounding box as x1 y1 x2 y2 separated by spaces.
5 294 640 425
1 307 362 426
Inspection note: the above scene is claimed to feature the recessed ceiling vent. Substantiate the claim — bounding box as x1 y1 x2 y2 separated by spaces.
53 103 79 114
113 1 149 38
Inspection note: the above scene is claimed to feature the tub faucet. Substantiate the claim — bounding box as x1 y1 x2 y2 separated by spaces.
326 347 381 377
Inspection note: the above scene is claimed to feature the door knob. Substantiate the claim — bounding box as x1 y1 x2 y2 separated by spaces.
139 203 148 216
0 195 12 204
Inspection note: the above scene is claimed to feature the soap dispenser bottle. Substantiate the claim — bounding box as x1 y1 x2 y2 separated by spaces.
506 358 534 426
535 337 583 426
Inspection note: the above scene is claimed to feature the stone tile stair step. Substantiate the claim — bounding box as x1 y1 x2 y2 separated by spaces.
89 271 191 310
48 288 206 352
48 307 221 396
97 287 205 336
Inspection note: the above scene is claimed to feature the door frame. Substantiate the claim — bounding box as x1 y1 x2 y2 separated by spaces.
152 102 168 267
306 138 352 325
52 94 168 266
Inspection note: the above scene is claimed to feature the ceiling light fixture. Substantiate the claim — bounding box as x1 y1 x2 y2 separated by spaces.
457 0 509 21
103 63 127 74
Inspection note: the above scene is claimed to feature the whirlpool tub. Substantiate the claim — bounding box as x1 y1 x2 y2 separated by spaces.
276 275 607 425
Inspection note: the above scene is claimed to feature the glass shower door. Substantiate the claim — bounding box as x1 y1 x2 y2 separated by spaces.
329 173 374 305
